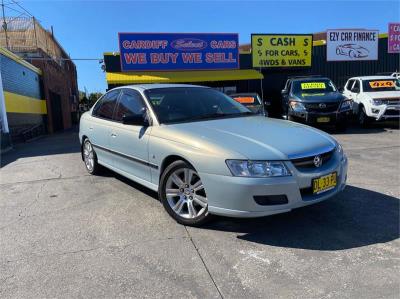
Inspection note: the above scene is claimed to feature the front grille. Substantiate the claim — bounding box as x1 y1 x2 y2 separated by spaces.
379 98 400 105
305 102 340 113
300 187 313 197
291 149 335 169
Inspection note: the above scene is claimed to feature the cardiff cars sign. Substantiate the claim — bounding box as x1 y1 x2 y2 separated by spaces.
118 33 239 71
327 29 379 61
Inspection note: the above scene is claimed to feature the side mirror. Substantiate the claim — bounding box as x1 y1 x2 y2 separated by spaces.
352 87 360 93
122 113 148 126
281 89 287 95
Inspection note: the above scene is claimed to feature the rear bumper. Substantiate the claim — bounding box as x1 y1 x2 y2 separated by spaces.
200 152 348 218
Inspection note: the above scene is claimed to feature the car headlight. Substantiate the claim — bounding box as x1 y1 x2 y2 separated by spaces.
289 101 306 112
226 160 291 177
336 143 345 160
340 99 352 110
372 99 383 105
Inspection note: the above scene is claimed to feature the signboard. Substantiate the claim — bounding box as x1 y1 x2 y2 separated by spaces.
251 34 313 68
118 33 239 71
327 29 379 61
388 23 400 53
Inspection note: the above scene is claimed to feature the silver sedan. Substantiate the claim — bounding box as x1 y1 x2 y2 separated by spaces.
79 84 348 226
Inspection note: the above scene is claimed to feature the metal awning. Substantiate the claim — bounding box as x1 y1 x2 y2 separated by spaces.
106 69 263 85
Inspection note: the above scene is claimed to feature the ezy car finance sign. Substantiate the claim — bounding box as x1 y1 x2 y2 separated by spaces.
327 29 379 61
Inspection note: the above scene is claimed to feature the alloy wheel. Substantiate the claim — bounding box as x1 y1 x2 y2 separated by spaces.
83 140 95 172
165 167 208 219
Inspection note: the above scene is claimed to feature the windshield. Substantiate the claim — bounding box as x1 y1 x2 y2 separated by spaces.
362 79 400 92
292 79 337 96
145 87 253 124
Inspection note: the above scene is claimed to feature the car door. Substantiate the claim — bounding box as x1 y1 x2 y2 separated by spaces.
109 88 153 182
90 89 121 167
350 79 362 104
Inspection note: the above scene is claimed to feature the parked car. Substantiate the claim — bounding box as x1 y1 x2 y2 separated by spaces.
281 76 352 131
229 92 266 115
343 76 400 126
336 44 369 58
79 84 348 226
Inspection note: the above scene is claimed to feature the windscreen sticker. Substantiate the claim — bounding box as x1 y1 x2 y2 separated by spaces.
301 82 326 89
368 81 395 88
233 97 255 104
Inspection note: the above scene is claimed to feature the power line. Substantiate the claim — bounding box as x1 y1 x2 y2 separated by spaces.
10 0 33 17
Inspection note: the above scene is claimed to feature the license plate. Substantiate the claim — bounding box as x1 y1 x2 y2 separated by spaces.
312 172 337 194
317 117 330 123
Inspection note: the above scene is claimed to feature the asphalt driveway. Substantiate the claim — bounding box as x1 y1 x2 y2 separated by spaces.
1 125 399 298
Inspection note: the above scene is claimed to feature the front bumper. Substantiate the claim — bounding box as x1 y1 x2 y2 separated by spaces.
370 105 400 120
200 152 348 218
289 109 350 124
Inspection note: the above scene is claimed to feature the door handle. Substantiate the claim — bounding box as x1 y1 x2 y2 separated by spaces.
89 127 93 130
111 133 117 137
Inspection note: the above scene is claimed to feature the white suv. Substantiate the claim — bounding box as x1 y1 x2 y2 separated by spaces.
343 76 400 126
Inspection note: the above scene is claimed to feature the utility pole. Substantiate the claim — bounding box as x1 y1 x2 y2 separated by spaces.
1 0 9 49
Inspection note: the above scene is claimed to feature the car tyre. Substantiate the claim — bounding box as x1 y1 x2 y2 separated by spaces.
82 138 101 175
358 106 371 127
159 160 212 226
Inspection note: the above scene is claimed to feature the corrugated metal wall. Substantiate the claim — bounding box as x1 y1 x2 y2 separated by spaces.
0 52 45 134
0 54 42 99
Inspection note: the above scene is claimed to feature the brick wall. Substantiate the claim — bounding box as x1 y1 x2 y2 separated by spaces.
28 50 79 133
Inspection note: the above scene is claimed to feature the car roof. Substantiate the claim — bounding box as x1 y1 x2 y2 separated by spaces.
289 77 331 82
349 75 397 80
112 84 209 92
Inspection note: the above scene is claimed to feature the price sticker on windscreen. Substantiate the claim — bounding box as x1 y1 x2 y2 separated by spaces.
233 97 255 104
301 82 326 89
369 81 395 88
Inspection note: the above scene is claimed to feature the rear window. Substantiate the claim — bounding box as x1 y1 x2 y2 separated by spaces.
362 79 400 92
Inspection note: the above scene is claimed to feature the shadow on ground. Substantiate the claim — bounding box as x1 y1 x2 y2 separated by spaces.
202 185 399 251
1 128 80 167
109 169 399 251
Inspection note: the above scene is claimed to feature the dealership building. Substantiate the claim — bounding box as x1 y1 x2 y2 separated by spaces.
0 17 79 150
104 31 399 116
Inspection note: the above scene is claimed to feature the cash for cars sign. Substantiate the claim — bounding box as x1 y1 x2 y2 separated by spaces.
327 29 379 61
251 34 313 68
119 33 239 71
388 23 400 53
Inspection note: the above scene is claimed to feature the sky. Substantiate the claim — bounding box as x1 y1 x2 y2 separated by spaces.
5 0 399 93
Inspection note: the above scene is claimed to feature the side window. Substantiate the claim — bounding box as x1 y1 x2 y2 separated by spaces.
352 80 360 93
345 80 354 91
114 89 146 122
93 90 120 120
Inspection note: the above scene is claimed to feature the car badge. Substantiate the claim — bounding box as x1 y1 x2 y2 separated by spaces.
319 103 327 108
313 155 323 167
